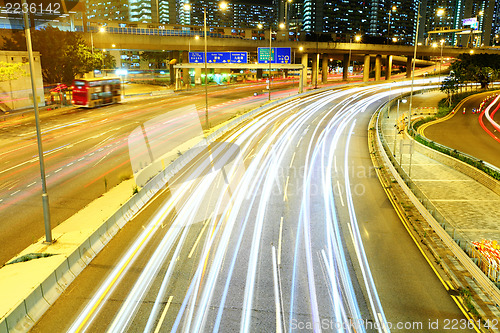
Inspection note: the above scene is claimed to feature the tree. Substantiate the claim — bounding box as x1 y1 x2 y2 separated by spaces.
140 51 168 69
1 27 113 84
449 53 500 90
440 76 459 106
0 62 27 82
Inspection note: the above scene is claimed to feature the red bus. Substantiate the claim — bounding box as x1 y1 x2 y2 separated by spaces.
71 77 121 108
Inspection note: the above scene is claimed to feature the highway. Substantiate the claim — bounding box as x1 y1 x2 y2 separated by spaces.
423 90 500 168
32 82 472 332
0 81 300 265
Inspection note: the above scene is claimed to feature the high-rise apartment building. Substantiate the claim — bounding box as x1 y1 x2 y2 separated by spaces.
420 0 495 46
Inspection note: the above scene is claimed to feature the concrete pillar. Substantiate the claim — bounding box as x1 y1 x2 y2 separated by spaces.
322 54 329 84
406 56 413 78
375 54 382 81
301 53 308 88
363 54 370 82
385 55 393 80
110 50 121 68
194 67 202 85
343 53 349 81
312 54 318 87
257 68 263 79
182 52 190 86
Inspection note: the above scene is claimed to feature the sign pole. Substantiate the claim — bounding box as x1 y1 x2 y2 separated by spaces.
22 0 52 243
269 25 272 101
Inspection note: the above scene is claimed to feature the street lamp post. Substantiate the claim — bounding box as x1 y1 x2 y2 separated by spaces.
185 2 227 129
408 0 421 133
439 39 444 84
21 0 52 243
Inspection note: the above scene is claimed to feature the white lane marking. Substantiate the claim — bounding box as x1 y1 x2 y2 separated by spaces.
54 168 62 173
153 296 173 333
272 246 283 333
10 190 20 196
27 182 36 187
278 217 284 266
289 152 296 168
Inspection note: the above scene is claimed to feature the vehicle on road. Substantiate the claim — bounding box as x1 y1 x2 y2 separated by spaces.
71 77 121 108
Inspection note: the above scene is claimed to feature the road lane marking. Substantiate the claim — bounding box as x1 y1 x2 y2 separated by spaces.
10 190 20 196
188 213 213 259
54 168 62 173
27 182 36 187
283 176 289 201
450 295 481 333
271 246 283 333
153 296 173 333
289 152 296 168
296 136 303 148
278 217 283 266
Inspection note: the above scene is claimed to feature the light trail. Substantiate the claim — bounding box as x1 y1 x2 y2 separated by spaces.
65 82 434 333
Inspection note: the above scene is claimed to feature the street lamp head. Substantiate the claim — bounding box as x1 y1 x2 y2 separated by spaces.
279 22 285 29
99 27 105 33
392 6 396 11
401 98 407 103
440 39 445 44
299 46 304 51
112 44 116 48
436 8 445 16
195 35 200 40
183 3 191 11
355 35 361 42
432 42 438 48
470 49 474 54
392 37 397 43
479 10 484 16
257 23 263 29
219 1 228 10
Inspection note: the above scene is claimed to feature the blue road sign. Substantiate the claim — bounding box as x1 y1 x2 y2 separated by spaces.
190 51 249 64
275 47 292 64
230 52 248 63
189 52 204 63
207 52 231 63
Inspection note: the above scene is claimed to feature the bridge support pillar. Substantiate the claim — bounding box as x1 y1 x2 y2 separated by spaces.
406 56 413 78
301 53 308 89
194 68 202 85
363 54 370 82
375 54 382 81
312 54 318 88
182 52 190 87
322 54 329 84
385 55 393 80
257 68 263 79
343 53 349 81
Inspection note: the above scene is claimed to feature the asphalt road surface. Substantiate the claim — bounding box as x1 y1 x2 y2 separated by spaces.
32 81 472 332
424 90 500 168
0 81 299 265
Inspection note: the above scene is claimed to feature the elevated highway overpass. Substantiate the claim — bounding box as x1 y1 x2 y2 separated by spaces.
87 24 500 84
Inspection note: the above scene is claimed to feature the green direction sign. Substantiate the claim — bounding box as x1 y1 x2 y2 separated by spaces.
258 47 276 63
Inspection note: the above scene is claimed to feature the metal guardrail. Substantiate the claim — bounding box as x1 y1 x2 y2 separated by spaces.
375 100 500 306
